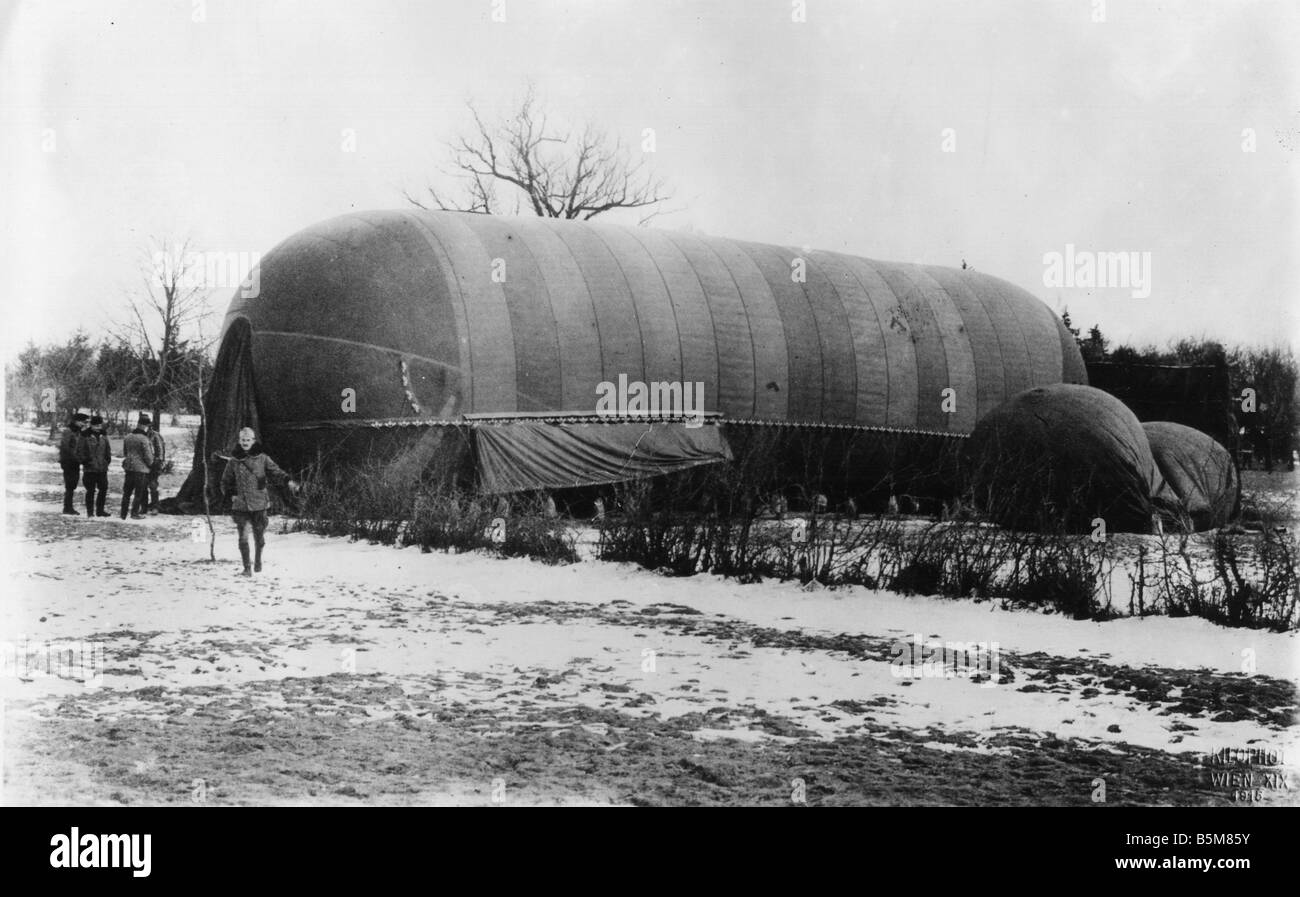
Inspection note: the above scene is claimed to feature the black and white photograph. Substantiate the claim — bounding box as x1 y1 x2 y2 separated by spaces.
2 0 1297 832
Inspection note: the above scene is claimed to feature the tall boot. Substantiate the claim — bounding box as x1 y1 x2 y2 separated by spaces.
63 485 78 515
238 542 252 576
85 493 95 518
253 541 263 573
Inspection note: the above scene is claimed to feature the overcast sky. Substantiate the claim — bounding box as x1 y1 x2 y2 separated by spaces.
2 0 1297 359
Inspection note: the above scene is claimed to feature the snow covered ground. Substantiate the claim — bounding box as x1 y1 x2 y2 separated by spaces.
2 432 1297 806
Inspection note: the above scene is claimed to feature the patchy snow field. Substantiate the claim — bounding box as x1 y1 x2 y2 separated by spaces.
2 434 1297 806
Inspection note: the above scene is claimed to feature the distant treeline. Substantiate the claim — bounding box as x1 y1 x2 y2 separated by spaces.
5 330 213 434
1063 313 1297 467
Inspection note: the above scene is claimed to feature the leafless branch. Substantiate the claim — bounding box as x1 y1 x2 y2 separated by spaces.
115 236 215 422
409 85 671 222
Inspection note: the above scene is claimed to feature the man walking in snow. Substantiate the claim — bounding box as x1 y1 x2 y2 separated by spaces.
221 427 298 576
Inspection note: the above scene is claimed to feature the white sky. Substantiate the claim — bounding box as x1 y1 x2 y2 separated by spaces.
2 0 1298 358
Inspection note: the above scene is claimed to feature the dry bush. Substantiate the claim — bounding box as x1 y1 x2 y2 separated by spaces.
595 456 1118 618
291 460 577 565
1135 528 1300 630
292 444 1296 629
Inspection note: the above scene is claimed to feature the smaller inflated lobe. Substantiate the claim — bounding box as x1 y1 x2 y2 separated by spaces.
1143 421 1239 531
964 384 1168 534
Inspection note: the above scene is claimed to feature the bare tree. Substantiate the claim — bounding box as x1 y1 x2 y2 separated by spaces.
114 237 213 428
405 85 671 224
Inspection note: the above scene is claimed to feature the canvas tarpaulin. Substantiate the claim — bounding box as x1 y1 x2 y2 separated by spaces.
168 317 261 511
472 420 733 493
1143 421 1239 531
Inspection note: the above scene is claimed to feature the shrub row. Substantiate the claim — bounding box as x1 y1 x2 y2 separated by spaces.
284 457 1298 630
288 461 578 565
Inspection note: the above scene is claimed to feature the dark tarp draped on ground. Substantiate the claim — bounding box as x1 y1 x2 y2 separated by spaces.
473 421 733 493
964 384 1172 534
1143 421 1239 531
168 318 261 512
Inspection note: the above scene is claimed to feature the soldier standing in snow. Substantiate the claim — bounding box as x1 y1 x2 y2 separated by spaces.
58 413 89 515
79 415 112 517
220 427 298 576
143 417 166 514
120 415 155 519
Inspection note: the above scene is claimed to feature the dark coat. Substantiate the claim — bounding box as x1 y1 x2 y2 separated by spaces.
79 432 112 473
220 443 289 512
121 428 155 474
148 429 166 470
58 427 83 466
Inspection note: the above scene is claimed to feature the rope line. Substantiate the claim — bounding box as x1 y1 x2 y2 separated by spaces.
265 415 969 438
